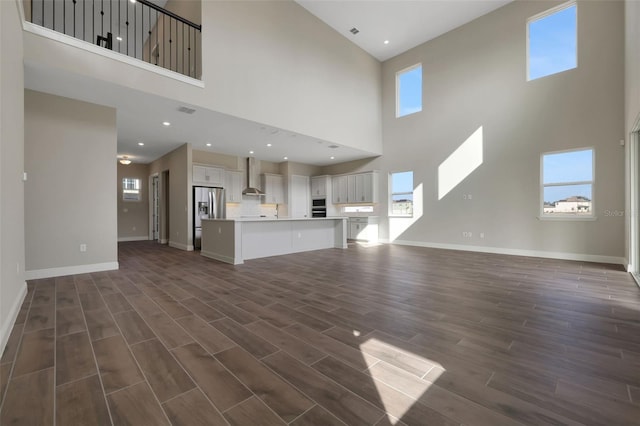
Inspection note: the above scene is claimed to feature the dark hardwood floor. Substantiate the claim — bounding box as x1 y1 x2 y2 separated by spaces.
1 241 640 425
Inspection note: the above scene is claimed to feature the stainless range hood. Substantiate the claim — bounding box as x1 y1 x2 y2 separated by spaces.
242 157 265 196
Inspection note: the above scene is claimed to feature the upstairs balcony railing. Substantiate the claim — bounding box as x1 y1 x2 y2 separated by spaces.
26 0 202 79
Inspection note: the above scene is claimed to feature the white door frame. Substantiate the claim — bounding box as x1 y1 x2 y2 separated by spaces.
149 173 160 241
628 115 640 285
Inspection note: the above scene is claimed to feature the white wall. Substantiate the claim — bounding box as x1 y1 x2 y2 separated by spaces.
626 0 640 134
378 0 625 263
149 143 192 250
0 0 27 354
22 0 382 155
24 90 118 278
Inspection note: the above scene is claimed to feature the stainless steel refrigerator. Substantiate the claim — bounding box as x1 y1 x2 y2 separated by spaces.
193 186 226 250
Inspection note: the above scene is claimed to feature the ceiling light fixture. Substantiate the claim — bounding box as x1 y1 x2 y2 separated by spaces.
267 143 272 147
138 142 144 146
116 36 123 41
119 156 132 165
330 156 335 160
384 40 390 45
283 156 288 160
206 143 212 147
162 121 171 126
249 150 254 154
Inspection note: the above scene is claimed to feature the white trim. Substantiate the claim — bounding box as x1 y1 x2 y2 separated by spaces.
201 250 243 265
395 63 422 118
25 262 119 280
169 241 194 251
22 22 204 88
390 239 625 266
160 239 168 244
0 283 28 358
118 236 151 242
526 1 578 81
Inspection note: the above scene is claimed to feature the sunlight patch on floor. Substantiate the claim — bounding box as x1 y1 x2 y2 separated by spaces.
361 338 445 424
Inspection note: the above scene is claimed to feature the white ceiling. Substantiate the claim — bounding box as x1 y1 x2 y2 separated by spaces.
297 0 513 61
25 1 514 166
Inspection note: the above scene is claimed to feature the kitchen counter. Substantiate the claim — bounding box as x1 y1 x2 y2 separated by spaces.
201 217 348 265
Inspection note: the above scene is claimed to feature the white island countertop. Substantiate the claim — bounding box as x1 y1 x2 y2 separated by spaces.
202 216 348 222
201 217 348 264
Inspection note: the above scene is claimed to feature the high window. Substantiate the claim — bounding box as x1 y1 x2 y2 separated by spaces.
390 171 414 217
396 64 422 117
541 148 594 218
527 2 577 81
122 178 141 201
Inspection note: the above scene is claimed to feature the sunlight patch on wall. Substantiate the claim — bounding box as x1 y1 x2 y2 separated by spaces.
389 183 423 242
438 126 483 200
361 338 444 424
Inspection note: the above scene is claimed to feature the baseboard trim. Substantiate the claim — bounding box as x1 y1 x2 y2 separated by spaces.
200 250 243 265
118 236 151 242
160 239 168 244
390 240 626 266
168 241 193 251
25 262 120 280
0 282 28 357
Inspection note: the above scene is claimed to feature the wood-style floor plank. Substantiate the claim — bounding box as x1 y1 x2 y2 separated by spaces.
172 342 252 412
12 328 55 378
93 335 145 394
223 395 286 426
0 368 54 425
130 338 195 402
216 346 314 422
56 374 111 426
107 381 170 426
56 331 97 385
162 388 228 426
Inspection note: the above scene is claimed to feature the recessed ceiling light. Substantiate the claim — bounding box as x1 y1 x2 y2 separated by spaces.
206 143 212 147
384 40 390 45
162 121 170 126
249 150 254 154
266 143 272 147
137 142 144 146
283 156 288 160
330 156 335 160
116 36 123 41
129 0 136 3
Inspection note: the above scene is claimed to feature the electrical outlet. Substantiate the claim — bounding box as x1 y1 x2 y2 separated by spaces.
80 244 87 252
462 231 473 238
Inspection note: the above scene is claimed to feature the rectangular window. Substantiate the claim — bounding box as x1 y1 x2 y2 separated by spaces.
541 148 593 218
396 64 422 117
527 2 577 81
122 178 141 201
390 171 413 217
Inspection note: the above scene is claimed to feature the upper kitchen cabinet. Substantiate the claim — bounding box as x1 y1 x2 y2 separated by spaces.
332 175 349 204
351 172 379 204
311 175 331 199
261 173 284 204
332 172 378 204
224 170 243 203
193 165 224 187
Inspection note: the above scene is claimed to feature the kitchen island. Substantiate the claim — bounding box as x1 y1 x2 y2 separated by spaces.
201 217 348 265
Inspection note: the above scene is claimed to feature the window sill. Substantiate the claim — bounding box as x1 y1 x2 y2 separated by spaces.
537 216 597 221
389 215 414 219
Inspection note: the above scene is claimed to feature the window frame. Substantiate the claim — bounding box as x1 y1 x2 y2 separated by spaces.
122 177 142 202
526 1 578 82
389 171 414 218
395 63 423 118
539 147 595 221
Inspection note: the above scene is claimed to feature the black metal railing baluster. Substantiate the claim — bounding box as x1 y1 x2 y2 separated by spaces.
28 0 201 78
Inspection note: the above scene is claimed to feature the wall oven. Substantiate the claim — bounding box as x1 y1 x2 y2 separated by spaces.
311 198 327 217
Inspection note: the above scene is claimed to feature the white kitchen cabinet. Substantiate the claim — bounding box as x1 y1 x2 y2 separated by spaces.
348 217 379 242
311 175 331 199
331 175 349 204
261 173 284 204
289 175 310 218
224 170 243 203
350 172 378 203
193 165 224 186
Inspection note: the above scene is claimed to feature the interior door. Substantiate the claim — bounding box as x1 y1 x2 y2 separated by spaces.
630 131 640 283
152 175 159 241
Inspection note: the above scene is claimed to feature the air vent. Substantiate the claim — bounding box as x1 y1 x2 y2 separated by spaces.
350 27 359 35
328 145 340 149
177 106 196 114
